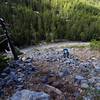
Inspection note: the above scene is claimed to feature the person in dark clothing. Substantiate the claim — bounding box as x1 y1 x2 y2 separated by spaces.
63 48 69 58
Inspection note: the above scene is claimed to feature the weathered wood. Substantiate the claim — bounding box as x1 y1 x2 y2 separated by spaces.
0 18 18 60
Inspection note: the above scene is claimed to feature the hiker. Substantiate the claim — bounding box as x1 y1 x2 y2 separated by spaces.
63 48 69 58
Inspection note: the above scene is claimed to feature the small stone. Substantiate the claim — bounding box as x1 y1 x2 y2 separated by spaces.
95 86 100 91
41 76 48 84
75 75 84 80
6 79 13 86
10 72 17 82
91 57 96 60
17 69 22 72
17 78 22 82
88 78 95 84
0 73 8 78
74 75 84 85
83 96 92 100
3 67 11 74
16 85 24 89
9 60 22 68
17 72 24 78
24 58 32 63
81 80 88 84
59 68 70 77
95 66 100 72
95 83 100 87
95 77 100 83
19 63 24 67
81 83 89 89
22 57 26 61
74 91 80 97
66 60 71 65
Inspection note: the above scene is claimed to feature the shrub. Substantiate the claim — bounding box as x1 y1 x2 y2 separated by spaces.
90 40 100 51
0 54 9 71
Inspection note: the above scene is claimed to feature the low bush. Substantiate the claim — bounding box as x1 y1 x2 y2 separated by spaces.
0 54 9 71
90 40 100 51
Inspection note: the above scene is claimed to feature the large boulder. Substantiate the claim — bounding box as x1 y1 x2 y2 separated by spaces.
9 90 50 100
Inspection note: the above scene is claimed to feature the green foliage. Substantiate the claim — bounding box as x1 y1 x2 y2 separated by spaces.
0 0 100 48
90 40 100 50
0 54 9 71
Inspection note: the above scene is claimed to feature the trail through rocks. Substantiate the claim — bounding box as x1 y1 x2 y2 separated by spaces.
0 42 100 100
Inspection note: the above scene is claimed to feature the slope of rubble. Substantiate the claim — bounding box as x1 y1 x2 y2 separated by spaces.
0 45 100 100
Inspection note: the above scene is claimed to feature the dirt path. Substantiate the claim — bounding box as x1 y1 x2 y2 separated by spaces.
20 42 100 60
21 42 89 52
21 42 90 58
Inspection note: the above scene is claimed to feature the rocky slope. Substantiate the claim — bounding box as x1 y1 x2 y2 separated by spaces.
0 42 100 100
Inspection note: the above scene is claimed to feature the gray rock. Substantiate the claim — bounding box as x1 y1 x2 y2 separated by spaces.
95 86 100 91
10 72 17 82
19 63 25 68
3 67 11 74
17 78 22 82
81 80 88 84
66 60 71 65
88 78 95 84
74 75 84 85
74 91 80 97
69 59 75 64
58 68 70 77
6 79 13 86
17 68 22 72
24 58 32 63
83 96 93 100
95 66 100 72
16 85 24 90
81 83 89 89
0 73 8 78
17 72 24 78
95 83 100 87
75 75 84 80
95 77 100 83
10 90 50 100
9 60 21 68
